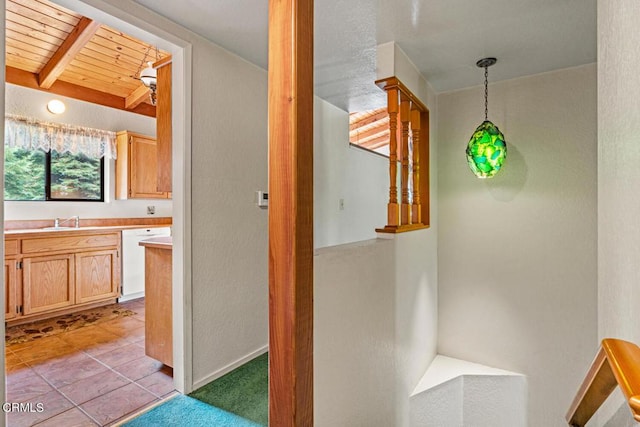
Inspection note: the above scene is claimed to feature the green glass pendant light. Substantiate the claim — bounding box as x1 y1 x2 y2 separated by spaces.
466 57 507 178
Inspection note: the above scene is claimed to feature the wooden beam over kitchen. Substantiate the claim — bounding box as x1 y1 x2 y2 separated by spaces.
268 0 314 425
38 17 101 89
6 66 156 118
125 84 151 110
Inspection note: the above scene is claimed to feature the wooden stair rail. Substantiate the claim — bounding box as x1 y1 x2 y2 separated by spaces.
375 77 430 233
567 338 640 426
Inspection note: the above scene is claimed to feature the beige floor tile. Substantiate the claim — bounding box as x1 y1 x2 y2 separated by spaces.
58 370 131 405
80 383 156 425
6 389 74 427
33 407 98 426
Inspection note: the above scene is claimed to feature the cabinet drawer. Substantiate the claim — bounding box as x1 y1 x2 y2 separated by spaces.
21 233 120 254
5 239 18 256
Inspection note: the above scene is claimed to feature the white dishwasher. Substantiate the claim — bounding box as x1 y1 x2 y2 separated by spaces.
121 227 171 301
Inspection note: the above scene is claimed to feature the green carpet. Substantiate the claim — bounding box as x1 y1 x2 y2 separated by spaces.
189 352 268 426
122 395 262 427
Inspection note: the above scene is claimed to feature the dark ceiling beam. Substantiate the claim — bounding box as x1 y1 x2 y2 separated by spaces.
6 66 156 117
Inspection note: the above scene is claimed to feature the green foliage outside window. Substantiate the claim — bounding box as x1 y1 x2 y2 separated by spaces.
50 152 102 200
4 147 45 201
4 147 103 201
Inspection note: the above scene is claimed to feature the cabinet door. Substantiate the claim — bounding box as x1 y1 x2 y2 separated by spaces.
23 254 74 315
75 249 120 304
130 135 167 199
4 259 17 320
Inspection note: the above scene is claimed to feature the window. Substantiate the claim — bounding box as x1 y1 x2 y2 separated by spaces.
3 115 115 202
5 147 104 201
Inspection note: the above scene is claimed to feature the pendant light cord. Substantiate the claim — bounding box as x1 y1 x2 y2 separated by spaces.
484 65 489 121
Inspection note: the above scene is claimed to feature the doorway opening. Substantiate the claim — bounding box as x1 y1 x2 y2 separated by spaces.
1 0 192 423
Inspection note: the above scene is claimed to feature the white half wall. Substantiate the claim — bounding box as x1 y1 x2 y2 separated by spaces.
4 83 172 220
437 64 597 427
314 239 396 426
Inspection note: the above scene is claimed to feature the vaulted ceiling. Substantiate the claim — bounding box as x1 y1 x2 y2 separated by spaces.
5 0 170 117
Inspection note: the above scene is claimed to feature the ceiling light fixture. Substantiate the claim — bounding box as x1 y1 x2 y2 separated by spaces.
136 46 159 105
46 99 66 115
466 57 507 179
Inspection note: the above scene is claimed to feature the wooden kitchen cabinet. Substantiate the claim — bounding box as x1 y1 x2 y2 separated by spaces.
5 238 19 320
23 254 75 315
5 230 121 324
115 131 171 200
75 249 120 304
4 259 17 320
140 236 172 367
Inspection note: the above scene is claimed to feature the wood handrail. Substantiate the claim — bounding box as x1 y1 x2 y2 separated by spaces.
567 338 640 426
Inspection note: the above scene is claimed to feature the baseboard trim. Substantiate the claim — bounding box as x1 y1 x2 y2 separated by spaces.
192 345 268 390
119 291 145 302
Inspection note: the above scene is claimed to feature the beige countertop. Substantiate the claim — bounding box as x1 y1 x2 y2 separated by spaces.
139 235 173 249
4 217 172 238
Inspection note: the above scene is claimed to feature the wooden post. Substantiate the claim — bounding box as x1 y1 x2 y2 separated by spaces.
411 106 421 224
387 89 399 227
268 0 314 426
155 60 172 193
419 110 430 227
400 94 411 225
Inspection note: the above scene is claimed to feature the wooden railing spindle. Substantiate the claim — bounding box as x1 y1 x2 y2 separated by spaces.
400 94 411 225
387 89 400 227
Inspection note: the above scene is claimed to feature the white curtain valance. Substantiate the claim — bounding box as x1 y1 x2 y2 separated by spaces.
4 115 117 159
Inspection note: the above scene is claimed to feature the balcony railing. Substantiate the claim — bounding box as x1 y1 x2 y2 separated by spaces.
374 77 430 233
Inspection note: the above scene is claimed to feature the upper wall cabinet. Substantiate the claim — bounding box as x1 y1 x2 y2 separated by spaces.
115 131 171 199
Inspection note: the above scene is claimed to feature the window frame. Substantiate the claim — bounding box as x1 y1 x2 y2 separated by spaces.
4 147 105 202
44 151 105 202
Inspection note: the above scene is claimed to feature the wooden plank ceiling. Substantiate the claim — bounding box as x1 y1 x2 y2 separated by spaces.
5 0 170 117
349 107 390 153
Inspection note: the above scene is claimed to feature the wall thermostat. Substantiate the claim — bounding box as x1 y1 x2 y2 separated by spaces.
257 191 268 208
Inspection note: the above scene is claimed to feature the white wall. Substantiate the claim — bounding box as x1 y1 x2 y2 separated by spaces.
4 83 172 220
314 97 388 248
596 1 640 424
376 42 440 427
597 0 640 351
315 239 396 426
187 36 269 386
437 64 598 426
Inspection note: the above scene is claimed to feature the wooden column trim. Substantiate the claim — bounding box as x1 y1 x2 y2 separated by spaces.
411 106 421 224
419 110 430 226
387 89 399 227
156 62 172 192
268 0 314 425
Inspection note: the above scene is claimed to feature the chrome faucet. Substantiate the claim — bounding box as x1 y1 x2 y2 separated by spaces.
54 216 80 228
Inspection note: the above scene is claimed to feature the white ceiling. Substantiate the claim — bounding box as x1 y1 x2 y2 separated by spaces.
132 0 596 112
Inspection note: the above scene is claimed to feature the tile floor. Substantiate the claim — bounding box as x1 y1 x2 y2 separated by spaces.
4 298 175 426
